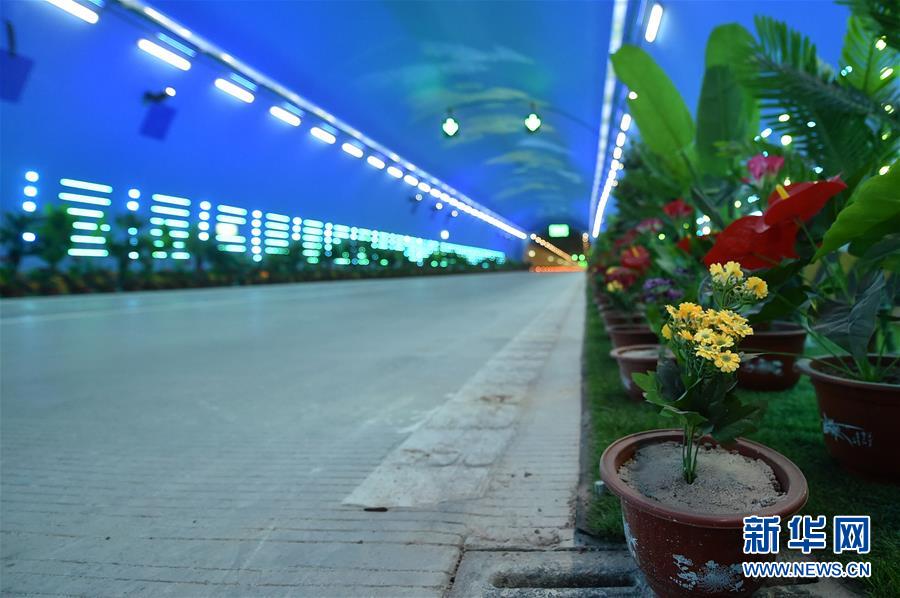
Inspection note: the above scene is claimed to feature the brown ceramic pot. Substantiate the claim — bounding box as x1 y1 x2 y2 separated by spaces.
608 324 658 350
600 429 808 598
609 344 662 401
601 309 646 328
796 355 900 482
737 322 807 391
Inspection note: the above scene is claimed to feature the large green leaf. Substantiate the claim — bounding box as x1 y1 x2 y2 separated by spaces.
696 67 747 176
696 24 760 177
815 163 900 258
841 15 898 98
611 45 695 183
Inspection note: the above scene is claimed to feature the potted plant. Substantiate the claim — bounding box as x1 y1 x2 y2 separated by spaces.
600 262 808 597
794 165 899 481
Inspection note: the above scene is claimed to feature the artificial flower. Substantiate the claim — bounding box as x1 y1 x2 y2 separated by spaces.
606 280 625 293
663 199 693 219
764 176 847 226
703 215 798 270
620 245 651 272
747 154 784 181
605 266 639 288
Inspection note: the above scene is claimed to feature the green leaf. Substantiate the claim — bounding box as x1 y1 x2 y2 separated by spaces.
841 15 898 98
706 23 757 68
815 164 900 258
611 45 695 183
696 67 746 176
813 271 885 361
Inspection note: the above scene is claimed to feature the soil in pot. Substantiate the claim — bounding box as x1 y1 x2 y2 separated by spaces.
620 442 783 514
609 344 663 402
737 322 806 391
607 325 658 350
600 430 808 598
797 355 900 482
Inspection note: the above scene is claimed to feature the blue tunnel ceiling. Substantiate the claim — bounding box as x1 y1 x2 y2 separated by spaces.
152 0 614 234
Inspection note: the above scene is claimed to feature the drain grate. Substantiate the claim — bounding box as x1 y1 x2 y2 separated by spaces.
448 549 647 597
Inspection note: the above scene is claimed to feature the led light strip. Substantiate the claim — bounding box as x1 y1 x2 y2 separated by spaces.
530 234 576 263
112 0 527 241
590 0 629 238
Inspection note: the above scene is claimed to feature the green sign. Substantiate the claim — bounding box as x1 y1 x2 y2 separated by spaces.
548 224 570 238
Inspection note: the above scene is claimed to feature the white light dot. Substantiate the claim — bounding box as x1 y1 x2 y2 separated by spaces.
24 186 37 197
628 91 638 100
780 134 792 146
22 201 37 212
22 232 36 242
252 254 262 262
25 171 39 182
879 165 890 175
760 128 772 138
126 201 139 211
876 38 887 51
252 210 262 218
198 231 209 241
199 201 211 210
440 230 450 240
165 86 176 97
734 200 742 208
128 251 139 260
128 188 141 199
778 113 790 122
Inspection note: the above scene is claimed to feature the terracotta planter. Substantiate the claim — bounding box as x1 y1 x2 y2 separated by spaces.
608 324 658 350
601 309 646 328
796 355 900 482
737 322 806 391
610 344 662 401
600 429 808 598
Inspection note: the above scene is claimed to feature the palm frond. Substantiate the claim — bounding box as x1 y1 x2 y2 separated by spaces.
840 15 898 99
839 0 900 50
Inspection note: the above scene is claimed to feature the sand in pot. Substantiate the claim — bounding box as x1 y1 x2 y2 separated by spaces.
619 441 784 514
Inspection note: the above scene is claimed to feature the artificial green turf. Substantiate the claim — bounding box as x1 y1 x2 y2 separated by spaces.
583 297 900 597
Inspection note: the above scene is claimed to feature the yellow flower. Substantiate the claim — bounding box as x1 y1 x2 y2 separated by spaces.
606 280 624 293
724 261 744 280
665 304 677 318
715 310 753 338
693 328 716 345
744 276 768 299
711 332 734 349
714 350 741 373
695 345 719 361
709 263 727 284
679 330 694 341
676 302 703 320
661 324 672 340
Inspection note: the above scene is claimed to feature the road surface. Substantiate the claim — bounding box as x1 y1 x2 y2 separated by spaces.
1 272 585 596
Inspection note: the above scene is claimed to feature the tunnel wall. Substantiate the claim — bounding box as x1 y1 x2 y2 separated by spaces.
0 1 524 268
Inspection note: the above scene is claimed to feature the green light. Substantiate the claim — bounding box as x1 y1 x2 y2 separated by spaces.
571 254 578 260
578 254 586 261
548 224 570 238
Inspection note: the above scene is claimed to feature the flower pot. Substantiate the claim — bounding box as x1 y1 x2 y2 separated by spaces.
796 355 900 482
736 322 806 391
595 292 612 308
607 324 658 350
600 429 808 598
601 309 646 328
609 344 662 401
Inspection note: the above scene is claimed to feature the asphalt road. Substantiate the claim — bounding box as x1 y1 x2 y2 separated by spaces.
1 272 585 597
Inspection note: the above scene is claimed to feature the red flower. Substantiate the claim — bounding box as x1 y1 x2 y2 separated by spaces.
663 199 693 219
747 154 784 181
605 266 639 288
703 216 798 270
613 230 638 249
620 245 651 272
676 236 693 253
764 176 847 225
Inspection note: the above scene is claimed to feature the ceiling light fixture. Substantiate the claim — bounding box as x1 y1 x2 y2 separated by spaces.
44 0 99 24
137 38 191 71
645 3 664 43
442 109 459 137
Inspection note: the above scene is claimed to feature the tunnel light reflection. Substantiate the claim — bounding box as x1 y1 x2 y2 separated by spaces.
44 0 99 24
269 105 301 127
215 78 255 103
310 127 336 144
137 39 191 71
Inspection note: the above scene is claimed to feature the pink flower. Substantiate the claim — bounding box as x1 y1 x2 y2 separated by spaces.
747 154 784 181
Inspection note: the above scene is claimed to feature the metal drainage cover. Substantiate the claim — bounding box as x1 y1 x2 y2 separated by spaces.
448 549 647 597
